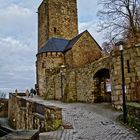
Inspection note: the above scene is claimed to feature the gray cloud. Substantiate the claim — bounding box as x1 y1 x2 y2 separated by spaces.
0 1 39 92
0 36 36 91
0 3 36 40
77 0 102 44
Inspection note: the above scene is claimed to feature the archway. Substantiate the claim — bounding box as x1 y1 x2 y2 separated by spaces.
93 68 111 103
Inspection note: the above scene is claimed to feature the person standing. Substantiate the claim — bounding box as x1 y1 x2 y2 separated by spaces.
30 88 34 98
25 89 30 97
15 89 18 96
33 89 36 96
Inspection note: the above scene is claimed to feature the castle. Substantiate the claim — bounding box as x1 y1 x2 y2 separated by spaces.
36 0 140 109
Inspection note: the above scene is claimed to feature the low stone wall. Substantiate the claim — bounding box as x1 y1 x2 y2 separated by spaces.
8 93 62 132
127 102 140 132
0 99 8 117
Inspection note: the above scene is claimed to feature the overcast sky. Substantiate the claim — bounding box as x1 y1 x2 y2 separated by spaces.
0 0 102 93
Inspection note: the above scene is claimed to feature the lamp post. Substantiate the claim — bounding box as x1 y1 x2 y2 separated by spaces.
60 65 65 100
119 43 127 123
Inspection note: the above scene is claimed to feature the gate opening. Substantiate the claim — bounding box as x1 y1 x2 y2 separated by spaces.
93 68 111 103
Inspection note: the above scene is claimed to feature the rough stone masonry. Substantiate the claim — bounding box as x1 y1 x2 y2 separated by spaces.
36 0 140 110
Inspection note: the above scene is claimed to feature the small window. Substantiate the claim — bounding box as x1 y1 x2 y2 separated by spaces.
54 27 57 33
42 63 45 68
127 60 130 73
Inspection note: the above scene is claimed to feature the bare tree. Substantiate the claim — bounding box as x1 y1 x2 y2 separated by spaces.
102 41 117 53
102 42 111 53
97 0 140 45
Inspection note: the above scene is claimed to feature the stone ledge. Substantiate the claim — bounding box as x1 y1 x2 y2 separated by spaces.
34 113 45 119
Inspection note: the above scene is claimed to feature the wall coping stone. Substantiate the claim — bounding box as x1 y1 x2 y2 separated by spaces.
12 94 62 111
34 113 45 119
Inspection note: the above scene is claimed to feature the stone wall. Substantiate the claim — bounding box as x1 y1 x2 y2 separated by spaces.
0 99 8 117
37 52 64 96
8 93 62 132
42 44 140 109
111 45 140 109
75 56 110 103
45 68 61 100
44 56 110 103
39 44 140 109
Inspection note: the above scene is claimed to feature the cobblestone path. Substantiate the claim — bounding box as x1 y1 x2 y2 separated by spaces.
31 98 139 140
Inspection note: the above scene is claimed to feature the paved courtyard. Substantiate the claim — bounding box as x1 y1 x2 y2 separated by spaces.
29 97 139 140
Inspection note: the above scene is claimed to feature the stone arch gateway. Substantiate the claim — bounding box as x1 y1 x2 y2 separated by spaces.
93 68 111 103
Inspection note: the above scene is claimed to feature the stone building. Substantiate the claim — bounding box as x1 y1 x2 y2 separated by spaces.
36 0 140 109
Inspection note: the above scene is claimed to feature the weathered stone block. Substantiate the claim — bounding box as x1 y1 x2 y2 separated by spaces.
125 78 131 84
115 85 122 90
136 61 140 66
135 67 140 72
137 71 140 76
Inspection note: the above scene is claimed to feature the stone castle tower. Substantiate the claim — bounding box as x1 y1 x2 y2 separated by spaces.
38 0 78 49
36 0 79 95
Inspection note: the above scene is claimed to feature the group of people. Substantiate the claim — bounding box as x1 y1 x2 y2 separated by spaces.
15 87 37 97
25 88 36 98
